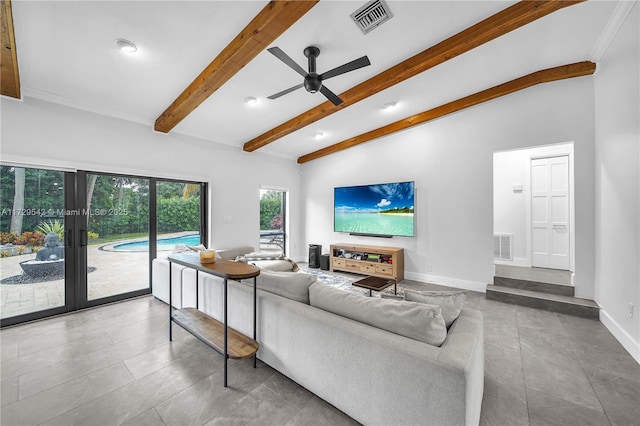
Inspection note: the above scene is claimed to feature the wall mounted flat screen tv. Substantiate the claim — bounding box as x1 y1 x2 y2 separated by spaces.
334 181 415 237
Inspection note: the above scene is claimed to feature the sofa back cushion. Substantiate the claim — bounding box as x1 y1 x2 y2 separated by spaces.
251 270 317 304
309 282 447 346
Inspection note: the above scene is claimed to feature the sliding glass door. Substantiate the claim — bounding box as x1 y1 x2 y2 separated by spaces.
1 167 207 326
156 181 204 255
81 173 151 303
0 166 74 323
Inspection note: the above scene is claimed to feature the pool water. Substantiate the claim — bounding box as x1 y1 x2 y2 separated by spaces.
112 234 201 251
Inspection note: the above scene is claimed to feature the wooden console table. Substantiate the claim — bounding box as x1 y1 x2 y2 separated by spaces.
330 243 404 282
167 252 260 387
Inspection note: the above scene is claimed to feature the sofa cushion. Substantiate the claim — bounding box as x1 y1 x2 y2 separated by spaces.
245 270 316 304
309 282 447 346
404 290 467 327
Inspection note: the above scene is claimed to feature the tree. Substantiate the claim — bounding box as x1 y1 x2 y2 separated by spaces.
10 168 25 235
86 174 98 222
260 190 283 230
183 183 200 200
270 213 283 229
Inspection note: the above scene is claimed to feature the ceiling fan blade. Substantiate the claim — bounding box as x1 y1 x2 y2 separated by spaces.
320 55 371 81
267 47 307 78
267 83 305 100
319 85 343 106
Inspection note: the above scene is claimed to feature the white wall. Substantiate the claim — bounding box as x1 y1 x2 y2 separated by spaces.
593 3 639 362
493 143 575 272
494 149 529 265
302 76 596 296
0 96 304 258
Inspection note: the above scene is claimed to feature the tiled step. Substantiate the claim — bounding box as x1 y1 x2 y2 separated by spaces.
493 275 574 296
486 284 599 319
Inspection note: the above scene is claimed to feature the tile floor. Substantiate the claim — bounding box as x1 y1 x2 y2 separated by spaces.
1 277 638 425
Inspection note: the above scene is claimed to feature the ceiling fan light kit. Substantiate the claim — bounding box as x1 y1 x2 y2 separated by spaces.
267 45 371 107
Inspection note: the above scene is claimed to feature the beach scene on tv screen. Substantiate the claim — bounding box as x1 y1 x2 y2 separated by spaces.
334 181 414 237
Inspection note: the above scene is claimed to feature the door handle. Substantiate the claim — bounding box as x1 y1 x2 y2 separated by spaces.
553 224 567 230
80 230 88 247
65 229 73 248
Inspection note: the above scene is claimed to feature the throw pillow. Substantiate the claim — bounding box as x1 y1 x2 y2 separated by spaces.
309 282 447 346
254 259 297 272
236 255 299 272
242 270 316 304
242 251 285 261
403 290 467 327
289 259 299 272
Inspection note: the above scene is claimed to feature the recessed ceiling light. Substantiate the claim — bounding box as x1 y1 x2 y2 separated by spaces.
383 101 397 111
314 132 324 139
245 96 257 105
115 38 137 53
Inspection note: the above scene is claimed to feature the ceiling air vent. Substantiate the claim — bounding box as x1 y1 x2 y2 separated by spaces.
351 0 393 34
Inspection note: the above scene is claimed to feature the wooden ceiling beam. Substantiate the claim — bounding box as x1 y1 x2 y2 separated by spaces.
154 0 319 134
243 0 586 153
297 61 596 164
1 0 20 99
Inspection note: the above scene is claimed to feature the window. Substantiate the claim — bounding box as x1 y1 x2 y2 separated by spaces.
259 189 286 256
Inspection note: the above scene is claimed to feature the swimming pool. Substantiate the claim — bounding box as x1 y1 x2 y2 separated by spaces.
112 234 201 251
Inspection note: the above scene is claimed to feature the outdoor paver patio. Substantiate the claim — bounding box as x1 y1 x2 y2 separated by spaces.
1 244 149 319
1 234 281 320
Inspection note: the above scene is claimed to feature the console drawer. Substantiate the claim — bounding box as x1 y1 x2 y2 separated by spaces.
345 261 361 272
360 264 377 274
333 258 346 268
376 264 393 276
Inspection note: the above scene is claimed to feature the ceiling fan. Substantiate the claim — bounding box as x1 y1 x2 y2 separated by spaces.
267 46 371 106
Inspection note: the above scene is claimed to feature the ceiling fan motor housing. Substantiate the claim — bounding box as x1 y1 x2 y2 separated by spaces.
304 73 322 93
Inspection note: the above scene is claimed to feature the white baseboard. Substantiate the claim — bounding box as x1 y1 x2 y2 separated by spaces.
599 309 640 364
298 262 488 293
293 256 307 264
405 272 487 293
494 258 530 268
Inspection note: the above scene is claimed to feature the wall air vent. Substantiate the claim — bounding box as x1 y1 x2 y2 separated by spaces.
351 0 393 34
493 233 513 261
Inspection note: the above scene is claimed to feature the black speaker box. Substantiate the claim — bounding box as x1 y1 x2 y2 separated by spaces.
308 244 321 268
320 254 330 270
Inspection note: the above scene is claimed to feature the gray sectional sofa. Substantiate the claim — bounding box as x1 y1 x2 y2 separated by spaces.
151 248 484 425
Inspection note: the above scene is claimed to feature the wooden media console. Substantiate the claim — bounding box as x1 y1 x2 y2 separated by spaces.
330 243 404 282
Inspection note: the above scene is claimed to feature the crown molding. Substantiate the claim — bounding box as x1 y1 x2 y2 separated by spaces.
590 1 637 63
21 87 153 127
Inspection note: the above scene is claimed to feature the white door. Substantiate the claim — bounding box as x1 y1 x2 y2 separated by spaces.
531 156 570 270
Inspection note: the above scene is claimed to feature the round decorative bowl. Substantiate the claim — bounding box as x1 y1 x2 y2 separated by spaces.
20 259 65 277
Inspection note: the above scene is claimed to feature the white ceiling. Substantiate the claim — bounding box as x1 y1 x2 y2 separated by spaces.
12 1 620 161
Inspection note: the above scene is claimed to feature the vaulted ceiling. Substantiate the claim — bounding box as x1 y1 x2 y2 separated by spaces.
2 0 623 162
